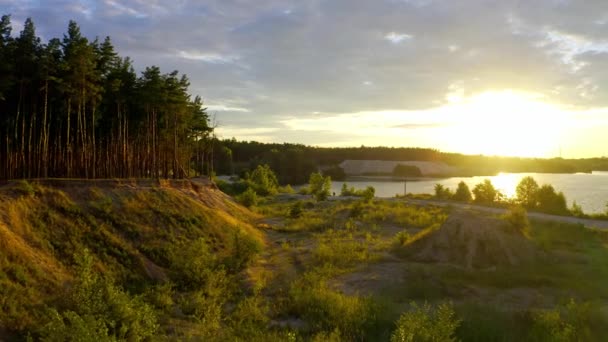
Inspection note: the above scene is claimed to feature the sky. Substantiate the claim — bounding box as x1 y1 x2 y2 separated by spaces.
2 0 608 158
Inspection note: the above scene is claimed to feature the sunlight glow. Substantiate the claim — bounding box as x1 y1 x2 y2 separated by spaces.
441 90 568 157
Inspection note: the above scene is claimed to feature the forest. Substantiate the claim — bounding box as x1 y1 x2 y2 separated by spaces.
0 15 213 180
211 139 608 184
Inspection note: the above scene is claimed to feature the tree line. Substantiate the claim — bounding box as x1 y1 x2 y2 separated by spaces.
212 139 608 185
0 15 213 180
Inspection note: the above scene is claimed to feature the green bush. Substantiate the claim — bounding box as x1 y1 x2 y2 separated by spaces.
361 186 375 203
434 184 452 200
391 302 461 342
472 179 500 204
289 201 304 218
248 164 279 196
502 205 530 236
41 249 159 341
289 273 378 340
238 187 258 208
452 181 472 202
309 172 331 201
394 231 412 246
536 184 568 215
530 299 596 342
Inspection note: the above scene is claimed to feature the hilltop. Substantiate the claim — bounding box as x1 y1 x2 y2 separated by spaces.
0 178 264 340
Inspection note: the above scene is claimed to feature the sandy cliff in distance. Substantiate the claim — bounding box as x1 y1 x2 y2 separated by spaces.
339 160 457 176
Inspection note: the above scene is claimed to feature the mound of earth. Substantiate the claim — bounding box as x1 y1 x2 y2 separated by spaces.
403 211 535 269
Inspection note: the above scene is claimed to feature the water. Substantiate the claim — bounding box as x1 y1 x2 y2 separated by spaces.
331 172 608 214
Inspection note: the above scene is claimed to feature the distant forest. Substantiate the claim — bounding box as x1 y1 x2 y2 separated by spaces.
211 139 608 185
0 15 213 180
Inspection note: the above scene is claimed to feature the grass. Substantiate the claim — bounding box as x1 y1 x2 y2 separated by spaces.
4 181 608 341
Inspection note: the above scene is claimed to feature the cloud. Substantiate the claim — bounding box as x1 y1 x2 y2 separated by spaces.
384 31 412 44
7 0 608 156
177 51 239 64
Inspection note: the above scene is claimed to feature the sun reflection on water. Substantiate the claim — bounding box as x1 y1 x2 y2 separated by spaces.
490 173 523 199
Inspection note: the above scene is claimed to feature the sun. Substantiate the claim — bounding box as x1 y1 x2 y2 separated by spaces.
442 90 567 157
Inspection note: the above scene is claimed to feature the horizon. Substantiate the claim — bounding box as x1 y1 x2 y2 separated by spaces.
4 1 608 158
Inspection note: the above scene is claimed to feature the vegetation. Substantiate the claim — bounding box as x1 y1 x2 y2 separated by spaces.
309 172 331 201
472 179 501 204
207 139 608 185
433 183 453 200
392 164 423 177
452 181 472 202
391 302 461 342
0 180 265 340
0 15 213 180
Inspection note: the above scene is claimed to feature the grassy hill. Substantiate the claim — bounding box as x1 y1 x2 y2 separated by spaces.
0 179 265 340
2 180 608 341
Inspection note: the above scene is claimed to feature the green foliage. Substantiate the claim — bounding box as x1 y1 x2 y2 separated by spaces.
361 186 375 203
452 181 472 202
502 205 530 236
289 273 379 340
238 187 258 208
248 164 279 196
472 179 500 204
434 183 452 200
170 238 218 290
40 249 158 341
391 302 461 342
516 176 540 209
531 299 596 342
309 172 331 201
393 164 423 177
289 201 304 218
340 183 376 202
570 201 584 217
536 184 568 215
278 184 295 194
394 231 412 245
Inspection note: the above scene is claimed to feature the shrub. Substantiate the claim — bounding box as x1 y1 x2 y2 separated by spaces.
289 201 304 218
289 274 378 340
502 205 530 236
434 184 452 200
391 302 461 342
309 172 331 201
394 231 412 245
530 299 595 342
361 186 375 203
536 184 568 215
248 164 279 196
41 249 159 341
452 181 472 202
472 179 499 204
238 187 258 208
570 201 584 217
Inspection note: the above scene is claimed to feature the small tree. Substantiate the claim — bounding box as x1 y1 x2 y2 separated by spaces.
472 179 499 204
361 186 375 203
248 164 279 196
452 181 472 202
434 184 452 200
309 172 331 201
537 184 568 215
516 176 539 209
238 188 258 208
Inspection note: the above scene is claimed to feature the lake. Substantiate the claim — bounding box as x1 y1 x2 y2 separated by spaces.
331 172 608 214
